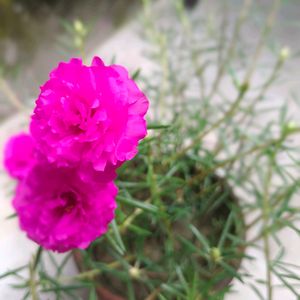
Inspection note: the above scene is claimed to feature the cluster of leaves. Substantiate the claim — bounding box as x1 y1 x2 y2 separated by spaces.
76 142 245 299
0 129 246 300
140 1 300 299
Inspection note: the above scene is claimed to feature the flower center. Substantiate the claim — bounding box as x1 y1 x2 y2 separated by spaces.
60 190 78 213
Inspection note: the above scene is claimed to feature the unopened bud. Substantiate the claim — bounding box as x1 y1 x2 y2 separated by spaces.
74 19 87 36
279 47 290 61
129 266 141 279
210 247 222 263
285 121 298 133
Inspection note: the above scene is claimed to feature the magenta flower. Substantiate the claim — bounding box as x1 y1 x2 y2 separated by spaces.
30 57 149 171
3 133 35 180
3 56 149 252
13 163 118 252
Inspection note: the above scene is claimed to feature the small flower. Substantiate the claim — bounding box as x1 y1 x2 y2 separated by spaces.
3 133 35 180
30 57 149 171
13 163 118 252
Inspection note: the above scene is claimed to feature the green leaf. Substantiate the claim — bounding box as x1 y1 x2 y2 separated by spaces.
189 224 210 253
0 265 27 280
41 282 92 292
117 195 158 213
88 287 97 300
111 220 126 253
33 246 43 270
5 213 17 220
175 266 188 291
161 283 185 297
218 211 234 250
106 232 125 256
147 124 170 130
219 261 244 283
131 68 141 80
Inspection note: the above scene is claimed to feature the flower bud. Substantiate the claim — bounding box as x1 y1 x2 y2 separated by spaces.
279 47 290 61
210 247 222 263
129 266 141 279
284 121 298 134
74 19 87 37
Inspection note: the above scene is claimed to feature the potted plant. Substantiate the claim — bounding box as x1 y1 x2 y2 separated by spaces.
1 1 299 299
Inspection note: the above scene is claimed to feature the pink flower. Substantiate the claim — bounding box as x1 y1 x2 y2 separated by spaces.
3 133 35 180
30 57 149 171
13 163 118 252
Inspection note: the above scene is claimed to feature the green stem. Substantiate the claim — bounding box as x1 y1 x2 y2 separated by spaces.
207 0 252 100
210 0 281 164
243 0 281 84
188 128 300 185
67 255 134 281
246 180 299 229
172 82 249 161
29 247 42 300
222 57 284 173
240 54 284 123
262 161 273 300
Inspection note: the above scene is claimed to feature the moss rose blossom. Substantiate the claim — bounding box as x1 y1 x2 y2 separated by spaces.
3 56 149 252
30 57 149 171
3 133 35 180
13 163 118 252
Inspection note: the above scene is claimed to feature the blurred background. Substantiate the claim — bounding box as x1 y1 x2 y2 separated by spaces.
0 0 141 119
0 0 299 120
